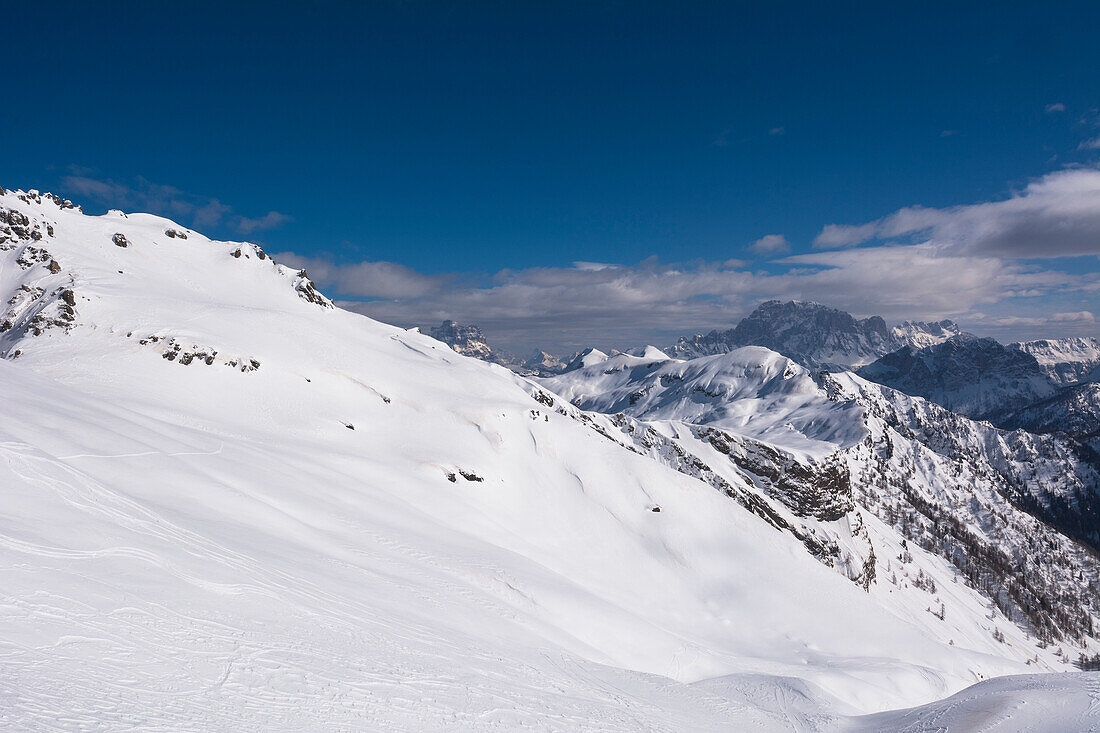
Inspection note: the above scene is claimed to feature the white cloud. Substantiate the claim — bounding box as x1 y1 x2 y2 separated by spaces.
1053 310 1096 323
812 222 878 249
273 252 444 300
749 234 791 255
1079 136 1100 151
572 261 618 272
812 167 1100 258
286 243 1092 353
1046 102 1066 113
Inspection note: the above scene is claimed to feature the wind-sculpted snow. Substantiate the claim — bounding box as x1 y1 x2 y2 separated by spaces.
0 187 1097 729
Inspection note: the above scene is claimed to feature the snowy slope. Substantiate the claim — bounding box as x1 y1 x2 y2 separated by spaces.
562 346 610 371
0 187 1096 730
848 672 1100 732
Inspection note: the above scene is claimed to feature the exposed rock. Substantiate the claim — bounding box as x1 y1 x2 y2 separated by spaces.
293 269 333 308
112 233 130 248
430 320 498 362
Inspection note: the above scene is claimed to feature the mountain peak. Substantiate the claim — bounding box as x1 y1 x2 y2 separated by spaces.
667 300 964 369
428 320 497 361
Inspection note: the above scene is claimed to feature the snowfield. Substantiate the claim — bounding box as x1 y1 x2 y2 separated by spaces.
1 187 1098 730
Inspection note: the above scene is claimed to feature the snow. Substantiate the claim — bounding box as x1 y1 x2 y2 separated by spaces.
0 188 1097 729
1011 337 1100 385
848 673 1100 732
541 347 867 460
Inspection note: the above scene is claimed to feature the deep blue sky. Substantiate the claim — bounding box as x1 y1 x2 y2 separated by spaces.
5 2 1100 350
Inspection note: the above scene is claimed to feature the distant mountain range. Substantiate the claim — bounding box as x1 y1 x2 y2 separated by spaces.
666 300 963 369
427 320 568 376
857 335 1100 445
1010 337 1100 385
432 301 1100 453
429 300 966 376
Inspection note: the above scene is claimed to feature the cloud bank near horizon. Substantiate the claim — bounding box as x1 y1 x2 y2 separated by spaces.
272 167 1100 354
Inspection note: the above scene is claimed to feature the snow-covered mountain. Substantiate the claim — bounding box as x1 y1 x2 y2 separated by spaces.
519 347 568 375
858 335 1100 451
562 345 610 371
856 334 1058 423
543 347 1100 641
1011 337 1100 385
667 300 962 369
2 185 1098 730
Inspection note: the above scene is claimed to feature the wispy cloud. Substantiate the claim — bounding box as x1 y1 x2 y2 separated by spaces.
1046 102 1066 113
274 167 1100 352
60 172 291 236
812 166 1100 258
769 126 786 136
236 211 294 234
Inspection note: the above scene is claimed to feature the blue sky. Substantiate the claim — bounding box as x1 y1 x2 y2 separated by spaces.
6 2 1100 353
